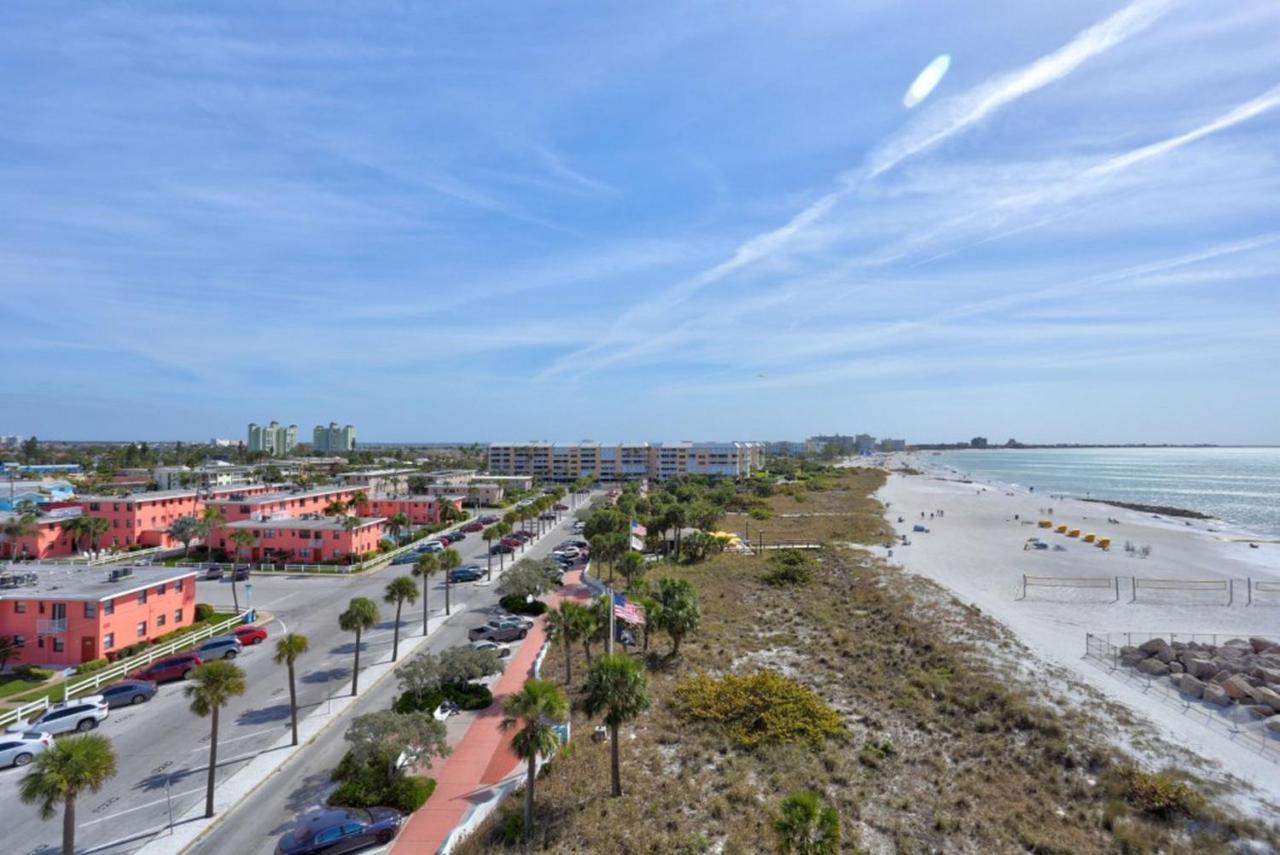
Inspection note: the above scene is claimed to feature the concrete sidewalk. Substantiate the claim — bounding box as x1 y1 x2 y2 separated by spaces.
392 567 594 854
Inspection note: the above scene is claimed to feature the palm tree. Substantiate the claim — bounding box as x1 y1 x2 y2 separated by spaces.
199 505 225 558
773 790 841 854
227 529 255 611
388 512 410 544
496 522 512 572
323 500 348 516
438 548 461 616
185 660 247 818
412 552 440 635
339 597 379 696
19 734 118 855
273 633 310 747
383 576 418 661
575 602 601 667
545 601 584 684
63 515 91 556
350 490 369 508
167 515 200 556
500 678 568 841
482 525 499 581
582 654 650 797
1 512 36 559
665 505 687 561
85 516 111 555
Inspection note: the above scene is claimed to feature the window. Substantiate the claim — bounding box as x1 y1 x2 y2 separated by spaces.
14 602 26 614
156 613 166 627
175 578 184 592
13 635 25 647
103 633 114 651
89 502 100 511
157 583 166 595
52 638 64 653
174 608 183 623
136 621 147 638
84 602 97 618
137 589 147 605
103 598 114 615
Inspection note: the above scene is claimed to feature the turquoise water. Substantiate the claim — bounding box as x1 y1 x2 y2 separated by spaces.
931 448 1280 538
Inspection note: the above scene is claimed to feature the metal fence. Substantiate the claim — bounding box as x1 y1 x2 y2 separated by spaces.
1083 631 1279 761
0 610 250 731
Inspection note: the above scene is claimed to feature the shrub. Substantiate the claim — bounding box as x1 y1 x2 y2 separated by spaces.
1113 768 1205 820
673 671 843 749
74 658 111 676
329 748 436 812
385 775 436 812
763 550 816 586
194 603 216 621
15 664 54 682
749 506 773 520
393 681 493 715
499 594 547 616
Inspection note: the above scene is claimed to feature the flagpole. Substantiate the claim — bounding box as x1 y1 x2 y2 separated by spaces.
607 582 615 655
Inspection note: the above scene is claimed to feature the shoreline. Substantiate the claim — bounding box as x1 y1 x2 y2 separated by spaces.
1077 497 1213 520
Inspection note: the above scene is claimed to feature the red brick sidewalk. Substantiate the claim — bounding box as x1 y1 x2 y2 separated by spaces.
392 568 593 853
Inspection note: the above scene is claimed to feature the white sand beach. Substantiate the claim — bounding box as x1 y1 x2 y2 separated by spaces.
867 453 1280 816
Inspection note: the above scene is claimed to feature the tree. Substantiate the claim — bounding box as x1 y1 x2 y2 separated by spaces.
438 548 461 616
412 552 440 635
575 599 603 667
227 529 255 611
167 515 200 556
618 551 645 591
664 504 688 561
482 525 499 580
388 512 410 544
350 490 369 508
1 513 36 559
19 734 118 855
85 516 110 555
345 710 449 773
496 522 512 572
0 634 18 671
185 660 248 818
273 633 310 747
501 678 568 839
339 597 380 696
199 505 225 556
383 576 418 662
545 601 584 684
582 654 650 797
652 577 700 656
497 559 555 601
773 790 840 855
324 500 348 516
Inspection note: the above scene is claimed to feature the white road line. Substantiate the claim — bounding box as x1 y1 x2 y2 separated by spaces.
80 787 206 827
186 727 282 754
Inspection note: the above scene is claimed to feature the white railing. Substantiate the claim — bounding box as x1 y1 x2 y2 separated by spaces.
34 544 176 566
36 618 68 636
0 610 249 730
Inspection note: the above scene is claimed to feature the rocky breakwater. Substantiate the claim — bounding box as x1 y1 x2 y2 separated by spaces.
1118 636 1280 734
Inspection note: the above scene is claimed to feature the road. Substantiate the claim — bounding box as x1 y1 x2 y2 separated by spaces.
0 505 583 855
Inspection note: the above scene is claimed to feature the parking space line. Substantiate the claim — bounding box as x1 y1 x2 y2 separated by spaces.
80 787 206 827
186 727 282 753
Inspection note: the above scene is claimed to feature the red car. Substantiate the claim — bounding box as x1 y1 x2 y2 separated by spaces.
501 536 522 548
234 625 268 645
131 653 203 683
461 522 484 533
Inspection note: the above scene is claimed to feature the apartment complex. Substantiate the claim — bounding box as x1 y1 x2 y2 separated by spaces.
487 441 765 482
357 495 464 526
153 462 256 491
247 421 298 457
217 517 384 564
0 565 197 666
313 422 357 453
78 490 204 550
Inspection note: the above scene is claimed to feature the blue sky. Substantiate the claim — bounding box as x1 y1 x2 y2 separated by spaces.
3 1 1279 445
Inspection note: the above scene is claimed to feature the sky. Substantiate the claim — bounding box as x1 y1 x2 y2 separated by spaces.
2 1 1279 445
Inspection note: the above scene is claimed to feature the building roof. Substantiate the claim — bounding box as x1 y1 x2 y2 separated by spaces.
225 516 385 531
78 489 198 503
0 564 197 602
366 494 465 502
206 486 353 506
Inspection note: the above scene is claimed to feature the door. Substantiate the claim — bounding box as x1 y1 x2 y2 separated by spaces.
81 636 96 661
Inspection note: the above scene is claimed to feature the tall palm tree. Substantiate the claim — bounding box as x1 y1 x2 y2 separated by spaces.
185 660 247 818
63 515 91 556
500 678 568 841
86 516 111 555
19 734 117 855
496 521 512 572
582 654 650 797
388 512 410 544
481 525 499 581
412 552 440 634
575 602 601 667
167 515 200 556
338 597 379 696
273 633 310 747
438 548 461 615
383 576 418 661
323 500 348 516
545 601 583 684
227 529 255 611
199 505 225 558
350 490 369 508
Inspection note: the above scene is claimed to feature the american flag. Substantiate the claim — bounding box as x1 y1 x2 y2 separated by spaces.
613 592 645 625
630 519 647 537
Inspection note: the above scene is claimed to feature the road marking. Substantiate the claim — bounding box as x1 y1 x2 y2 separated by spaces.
80 787 206 827
187 727 282 753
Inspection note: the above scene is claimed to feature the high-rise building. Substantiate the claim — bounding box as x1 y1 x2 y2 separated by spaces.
247 421 297 457
313 422 357 453
487 441 765 481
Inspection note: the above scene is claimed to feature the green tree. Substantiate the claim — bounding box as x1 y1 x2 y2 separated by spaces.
545 601 583 684
273 633 310 747
438 547 461 616
227 529 255 611
185 660 248 818
345 709 449 773
582 654 650 797
339 597 380 696
388 512 410 544
482 525 499 580
198 505 225 557
500 678 568 839
0 634 19 670
167 515 200 557
85 516 111 554
496 522 512 572
19 734 117 855
497 559 555 601
324 500 348 516
412 552 440 635
1 512 37 559
653 577 700 656
384 576 418 662
773 790 840 855
618 550 645 591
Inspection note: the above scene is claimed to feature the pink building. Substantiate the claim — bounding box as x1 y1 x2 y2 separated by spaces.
78 490 203 549
355 495 464 526
215 516 385 563
0 565 197 667
204 486 364 524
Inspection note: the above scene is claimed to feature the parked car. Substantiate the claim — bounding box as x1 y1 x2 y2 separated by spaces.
490 543 515 555
205 566 224 580
392 551 419 565
511 531 532 541
553 503 568 511
99 679 158 709
440 532 465 544
9 697 109 735
488 610 534 629
196 635 244 660
478 515 499 524
553 547 579 559
276 807 405 855
539 512 556 521
131 653 203 683
233 566 251 581
469 639 512 659
449 566 484 583
433 699 461 721
234 624 269 645
468 622 528 643
461 522 485 533
421 541 444 553
0 732 52 767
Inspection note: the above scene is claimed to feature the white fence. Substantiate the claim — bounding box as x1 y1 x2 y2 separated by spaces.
1131 576 1233 605
1020 574 1119 601
0 610 249 731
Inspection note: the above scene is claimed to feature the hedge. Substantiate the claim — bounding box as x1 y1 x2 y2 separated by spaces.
393 681 493 715
14 664 55 682
74 658 111 676
194 603 216 621
329 749 437 813
498 594 547 616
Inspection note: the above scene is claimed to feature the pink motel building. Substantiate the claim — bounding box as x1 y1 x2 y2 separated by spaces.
215 517 386 563
204 486 366 524
77 490 204 550
1 508 83 560
355 495 464 526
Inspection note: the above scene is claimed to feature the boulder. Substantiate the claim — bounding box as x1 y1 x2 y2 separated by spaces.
1212 669 1234 684
1136 658 1170 677
1139 638 1171 657
1222 675 1255 701
1174 674 1205 698
1249 637 1276 654
1266 716 1280 735
1250 686 1280 712
1224 637 1251 648
1244 705 1274 720
1168 661 1184 674
1185 658 1217 680
1120 649 1148 667
1253 666 1280 685
1214 645 1246 660
1202 684 1231 706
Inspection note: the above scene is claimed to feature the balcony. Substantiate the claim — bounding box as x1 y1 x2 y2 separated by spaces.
37 618 67 636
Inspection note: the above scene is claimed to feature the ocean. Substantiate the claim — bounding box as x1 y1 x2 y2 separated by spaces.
930 447 1280 538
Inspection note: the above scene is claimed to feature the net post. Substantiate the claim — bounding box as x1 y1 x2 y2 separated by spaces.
1130 576 1136 603
1227 578 1233 607
1247 577 1252 607
1113 576 1119 603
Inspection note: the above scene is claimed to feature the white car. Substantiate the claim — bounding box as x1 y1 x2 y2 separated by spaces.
0 731 52 767
433 700 461 721
470 639 512 659
8 696 109 736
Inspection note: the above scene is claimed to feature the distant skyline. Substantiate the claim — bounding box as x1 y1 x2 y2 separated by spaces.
3 2 1279 445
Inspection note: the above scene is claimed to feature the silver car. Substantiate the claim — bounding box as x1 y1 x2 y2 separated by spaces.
8 697 110 736
196 635 244 660
0 731 52 767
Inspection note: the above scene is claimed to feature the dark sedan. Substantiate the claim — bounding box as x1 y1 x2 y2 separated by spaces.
277 807 404 855
449 566 484 583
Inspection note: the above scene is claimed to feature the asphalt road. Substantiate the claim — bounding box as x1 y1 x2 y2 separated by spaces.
0 504 585 855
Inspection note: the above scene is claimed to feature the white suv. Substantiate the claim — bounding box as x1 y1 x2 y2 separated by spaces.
9 696 110 736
